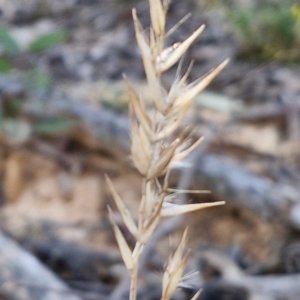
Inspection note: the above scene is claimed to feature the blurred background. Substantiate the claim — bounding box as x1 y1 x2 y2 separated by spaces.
1 0 300 299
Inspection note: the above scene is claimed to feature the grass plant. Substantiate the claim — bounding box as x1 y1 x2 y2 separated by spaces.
106 1 228 299
201 0 300 62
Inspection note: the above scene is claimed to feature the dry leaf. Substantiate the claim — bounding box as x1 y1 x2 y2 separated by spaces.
105 175 138 238
108 206 134 272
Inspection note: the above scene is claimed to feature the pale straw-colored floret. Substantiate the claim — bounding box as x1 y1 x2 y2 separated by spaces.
161 228 189 300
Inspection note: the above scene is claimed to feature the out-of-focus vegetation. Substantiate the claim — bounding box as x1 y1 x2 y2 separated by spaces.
0 26 71 142
201 0 300 62
0 27 67 73
28 30 67 53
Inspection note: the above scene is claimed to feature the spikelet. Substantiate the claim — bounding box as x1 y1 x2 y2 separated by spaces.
161 229 189 300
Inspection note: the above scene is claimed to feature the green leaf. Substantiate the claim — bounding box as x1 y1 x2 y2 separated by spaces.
227 2 300 61
33 118 76 135
0 56 13 73
28 30 68 52
0 27 20 55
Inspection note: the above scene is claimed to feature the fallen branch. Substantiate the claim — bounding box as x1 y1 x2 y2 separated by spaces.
0 231 83 300
199 250 300 300
193 153 300 229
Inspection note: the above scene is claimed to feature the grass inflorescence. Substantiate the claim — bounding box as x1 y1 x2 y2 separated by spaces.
106 1 227 299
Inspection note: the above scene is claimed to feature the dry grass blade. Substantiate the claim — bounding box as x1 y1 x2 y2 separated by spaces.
157 43 181 69
149 0 165 37
174 137 204 162
161 229 189 300
157 25 205 73
167 60 194 108
167 188 210 194
161 201 225 217
105 175 138 238
156 109 187 140
140 194 164 243
107 206 134 272
143 181 158 217
125 77 154 139
165 13 191 38
132 9 165 112
130 117 151 175
147 141 179 178
181 59 229 106
139 180 163 228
